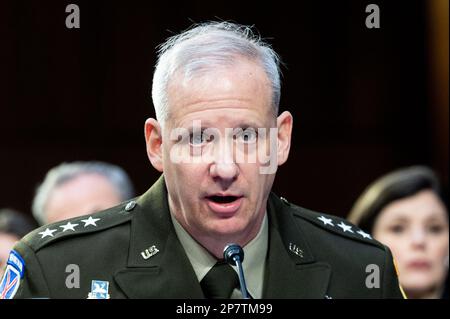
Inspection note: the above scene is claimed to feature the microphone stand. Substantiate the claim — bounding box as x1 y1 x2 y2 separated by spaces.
224 243 250 299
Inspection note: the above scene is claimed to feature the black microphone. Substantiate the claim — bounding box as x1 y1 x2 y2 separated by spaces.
223 243 250 299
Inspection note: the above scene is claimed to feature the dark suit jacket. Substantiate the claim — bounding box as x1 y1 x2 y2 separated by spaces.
8 175 403 298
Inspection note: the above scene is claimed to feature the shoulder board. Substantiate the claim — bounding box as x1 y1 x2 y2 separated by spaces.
279 197 384 250
23 199 138 252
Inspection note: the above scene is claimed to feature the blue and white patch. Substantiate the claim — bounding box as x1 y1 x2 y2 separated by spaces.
0 265 21 299
0 250 25 299
7 250 25 278
87 280 110 299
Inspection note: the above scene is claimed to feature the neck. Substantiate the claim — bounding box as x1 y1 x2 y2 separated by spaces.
194 221 263 259
168 197 266 259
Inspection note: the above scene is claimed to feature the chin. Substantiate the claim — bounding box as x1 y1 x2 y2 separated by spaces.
403 279 436 292
208 219 247 236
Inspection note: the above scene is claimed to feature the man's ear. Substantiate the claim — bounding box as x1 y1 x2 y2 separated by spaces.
144 118 163 172
277 111 293 166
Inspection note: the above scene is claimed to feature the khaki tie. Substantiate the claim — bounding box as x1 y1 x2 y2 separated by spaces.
201 261 239 299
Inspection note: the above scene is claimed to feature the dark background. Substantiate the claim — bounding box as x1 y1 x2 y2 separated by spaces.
0 0 448 218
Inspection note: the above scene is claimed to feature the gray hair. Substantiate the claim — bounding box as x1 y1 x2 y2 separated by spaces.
32 161 134 225
152 21 282 124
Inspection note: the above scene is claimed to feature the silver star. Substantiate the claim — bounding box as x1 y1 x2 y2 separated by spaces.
357 229 372 239
81 216 101 227
317 216 334 226
60 222 79 232
38 228 57 238
337 221 354 233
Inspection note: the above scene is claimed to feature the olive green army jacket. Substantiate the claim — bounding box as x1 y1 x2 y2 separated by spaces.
5 175 404 299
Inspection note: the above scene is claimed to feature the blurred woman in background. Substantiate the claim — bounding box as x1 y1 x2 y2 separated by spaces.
348 166 449 299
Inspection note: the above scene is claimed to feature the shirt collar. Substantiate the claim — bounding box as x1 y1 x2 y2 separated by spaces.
171 212 268 299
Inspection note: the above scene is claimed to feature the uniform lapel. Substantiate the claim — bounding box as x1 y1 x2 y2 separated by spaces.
263 194 331 298
114 175 204 298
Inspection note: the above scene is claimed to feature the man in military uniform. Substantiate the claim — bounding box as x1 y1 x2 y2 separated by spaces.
1 21 404 299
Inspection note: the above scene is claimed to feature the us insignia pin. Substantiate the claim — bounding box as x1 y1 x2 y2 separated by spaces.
141 245 159 260
87 280 110 299
289 242 304 257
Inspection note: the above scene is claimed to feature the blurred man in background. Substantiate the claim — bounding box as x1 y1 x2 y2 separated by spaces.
32 161 135 225
0 209 37 277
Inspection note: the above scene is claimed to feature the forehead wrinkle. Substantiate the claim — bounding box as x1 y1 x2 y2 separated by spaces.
175 108 270 129
173 96 254 109
166 60 273 112
168 85 272 114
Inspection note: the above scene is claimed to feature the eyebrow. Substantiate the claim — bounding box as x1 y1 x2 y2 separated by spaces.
424 214 449 223
388 216 409 223
387 212 448 224
182 120 266 130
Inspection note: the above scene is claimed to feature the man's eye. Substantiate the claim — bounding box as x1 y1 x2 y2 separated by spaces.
235 128 257 143
190 134 203 145
190 132 213 145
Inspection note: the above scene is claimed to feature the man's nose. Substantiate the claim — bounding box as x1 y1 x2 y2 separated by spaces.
209 140 239 183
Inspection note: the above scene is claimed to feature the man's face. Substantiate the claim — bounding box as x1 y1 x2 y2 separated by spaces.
146 58 292 250
45 173 122 224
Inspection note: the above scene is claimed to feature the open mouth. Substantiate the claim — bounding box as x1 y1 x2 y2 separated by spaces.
207 195 241 204
205 194 243 215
